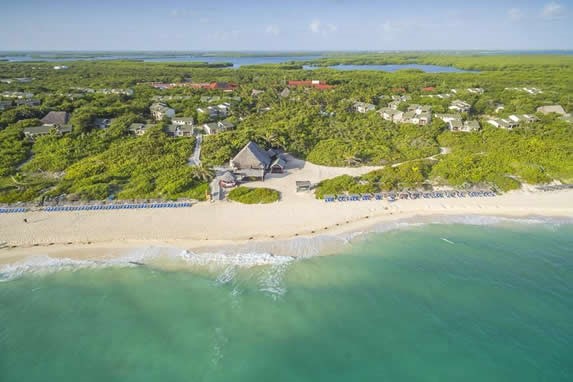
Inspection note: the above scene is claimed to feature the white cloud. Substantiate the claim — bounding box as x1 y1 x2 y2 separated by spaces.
309 19 321 33
199 17 210 24
542 2 565 19
265 24 280 36
309 19 337 35
508 8 523 21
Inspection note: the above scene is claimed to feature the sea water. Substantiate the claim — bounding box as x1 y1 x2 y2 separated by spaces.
1 220 572 381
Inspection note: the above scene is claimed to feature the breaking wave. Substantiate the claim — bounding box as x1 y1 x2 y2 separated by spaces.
1 214 570 282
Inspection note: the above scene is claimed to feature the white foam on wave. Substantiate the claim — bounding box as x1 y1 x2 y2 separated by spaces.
179 250 295 267
0 255 137 282
2 214 569 282
258 262 290 300
0 247 297 282
424 214 572 227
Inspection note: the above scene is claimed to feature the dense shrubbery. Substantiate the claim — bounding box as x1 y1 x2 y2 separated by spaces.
0 55 572 202
227 186 280 204
315 162 433 198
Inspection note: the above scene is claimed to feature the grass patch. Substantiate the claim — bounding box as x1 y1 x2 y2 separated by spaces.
227 186 280 204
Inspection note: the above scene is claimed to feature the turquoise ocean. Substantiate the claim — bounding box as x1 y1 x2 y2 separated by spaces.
1 217 572 381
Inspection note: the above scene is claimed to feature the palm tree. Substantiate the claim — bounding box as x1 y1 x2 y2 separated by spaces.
191 164 214 182
258 130 280 148
343 153 362 167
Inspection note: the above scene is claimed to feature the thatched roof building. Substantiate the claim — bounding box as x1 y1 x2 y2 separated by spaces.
231 141 271 170
41 111 70 126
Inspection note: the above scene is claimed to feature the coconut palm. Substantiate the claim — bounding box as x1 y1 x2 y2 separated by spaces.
191 164 214 182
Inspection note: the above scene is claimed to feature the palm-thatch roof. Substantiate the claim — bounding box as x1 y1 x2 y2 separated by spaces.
231 141 271 170
219 171 236 183
41 111 70 126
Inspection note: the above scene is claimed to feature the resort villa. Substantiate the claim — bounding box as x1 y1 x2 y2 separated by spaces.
353 102 376 113
449 100 471 113
172 117 195 126
165 125 194 137
150 102 175 121
203 120 235 135
23 111 73 139
128 123 155 136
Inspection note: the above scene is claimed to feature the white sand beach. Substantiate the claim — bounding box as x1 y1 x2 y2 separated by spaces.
1 186 572 265
1 157 572 265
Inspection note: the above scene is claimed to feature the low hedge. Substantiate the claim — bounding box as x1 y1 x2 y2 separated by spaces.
227 186 280 204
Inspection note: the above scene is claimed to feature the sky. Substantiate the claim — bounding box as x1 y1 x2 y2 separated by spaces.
0 0 572 51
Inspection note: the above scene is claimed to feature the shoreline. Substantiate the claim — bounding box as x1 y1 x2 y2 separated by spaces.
1 189 572 268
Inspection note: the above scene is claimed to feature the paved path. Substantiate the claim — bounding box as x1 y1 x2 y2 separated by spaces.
188 134 203 166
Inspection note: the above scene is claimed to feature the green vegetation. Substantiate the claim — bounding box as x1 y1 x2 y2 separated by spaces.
0 54 572 203
227 186 280 204
315 162 433 199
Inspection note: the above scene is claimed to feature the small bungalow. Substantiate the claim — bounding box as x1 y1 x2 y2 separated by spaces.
270 156 287 174
128 123 154 136
41 111 70 126
380 108 404 123
353 101 376 113
172 116 195 126
23 125 72 139
487 118 518 130
449 100 471 113
462 120 480 132
435 113 462 123
165 124 193 137
536 105 566 115
448 119 463 131
15 99 41 107
203 120 235 135
388 100 402 110
150 102 175 121
219 171 237 188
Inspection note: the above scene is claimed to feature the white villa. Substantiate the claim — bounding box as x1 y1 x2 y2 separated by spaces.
449 100 471 113
172 117 195 126
380 108 404 123
150 102 175 121
353 102 376 113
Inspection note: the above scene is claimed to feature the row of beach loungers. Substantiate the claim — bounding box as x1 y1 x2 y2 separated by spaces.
42 202 193 212
324 191 496 202
0 207 28 214
536 184 573 192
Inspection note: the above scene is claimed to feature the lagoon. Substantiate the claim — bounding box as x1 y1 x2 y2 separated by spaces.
0 52 322 67
304 63 475 73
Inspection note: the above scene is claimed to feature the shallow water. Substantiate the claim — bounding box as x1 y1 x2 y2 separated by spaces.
1 222 572 381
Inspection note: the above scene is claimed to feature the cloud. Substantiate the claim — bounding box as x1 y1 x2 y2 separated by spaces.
309 19 337 35
309 19 321 33
265 24 280 36
508 8 523 21
542 2 565 19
